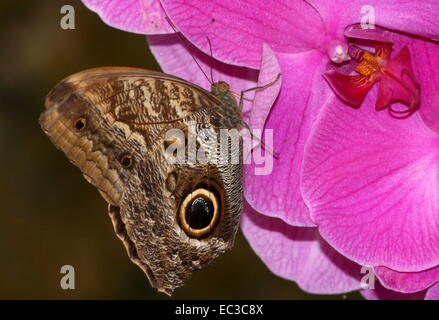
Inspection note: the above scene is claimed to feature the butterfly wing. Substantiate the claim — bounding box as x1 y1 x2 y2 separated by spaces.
40 67 243 295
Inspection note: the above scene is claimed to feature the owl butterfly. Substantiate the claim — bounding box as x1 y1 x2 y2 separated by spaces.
40 66 276 295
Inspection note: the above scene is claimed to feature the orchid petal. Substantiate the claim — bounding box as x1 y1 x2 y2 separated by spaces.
245 44 282 158
82 0 173 34
245 50 330 227
308 0 439 41
241 203 361 294
160 0 325 68
361 282 427 300
302 89 439 271
375 265 439 293
248 44 282 129
425 283 439 300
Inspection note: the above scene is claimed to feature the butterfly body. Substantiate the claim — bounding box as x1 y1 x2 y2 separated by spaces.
40 67 243 295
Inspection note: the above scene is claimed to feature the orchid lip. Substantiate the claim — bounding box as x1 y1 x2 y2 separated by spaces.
324 26 421 118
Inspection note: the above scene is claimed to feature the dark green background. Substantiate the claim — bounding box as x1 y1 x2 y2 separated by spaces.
0 0 361 299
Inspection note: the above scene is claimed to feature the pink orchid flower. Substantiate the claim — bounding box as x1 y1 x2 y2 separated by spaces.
82 0 439 299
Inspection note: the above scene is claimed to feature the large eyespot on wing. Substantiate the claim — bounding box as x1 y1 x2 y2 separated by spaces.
110 133 243 295
178 186 222 238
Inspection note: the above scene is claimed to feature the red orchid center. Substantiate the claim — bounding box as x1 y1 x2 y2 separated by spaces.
324 28 421 119
355 51 382 77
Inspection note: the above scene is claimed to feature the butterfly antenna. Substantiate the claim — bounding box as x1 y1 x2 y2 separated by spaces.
159 2 212 85
206 37 215 84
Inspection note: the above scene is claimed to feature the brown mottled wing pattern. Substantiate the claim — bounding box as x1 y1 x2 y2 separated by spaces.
40 67 243 295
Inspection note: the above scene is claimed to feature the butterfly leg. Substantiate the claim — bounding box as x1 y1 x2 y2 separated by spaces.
238 73 281 111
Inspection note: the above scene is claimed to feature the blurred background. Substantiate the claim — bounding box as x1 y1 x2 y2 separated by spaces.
0 0 362 299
